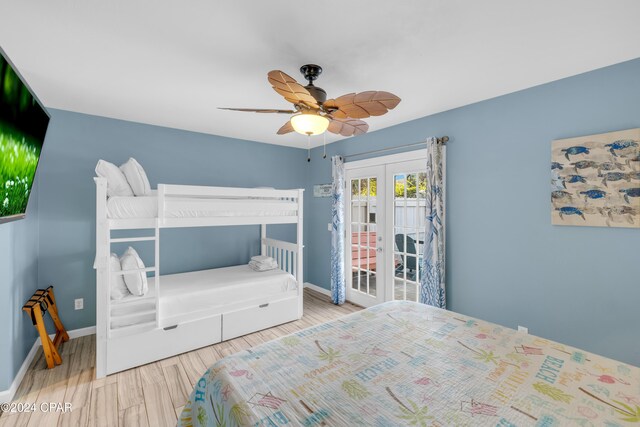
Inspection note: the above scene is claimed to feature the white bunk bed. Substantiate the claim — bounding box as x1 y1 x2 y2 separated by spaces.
94 178 304 377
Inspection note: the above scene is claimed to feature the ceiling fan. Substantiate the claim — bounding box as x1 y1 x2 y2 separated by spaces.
220 64 401 160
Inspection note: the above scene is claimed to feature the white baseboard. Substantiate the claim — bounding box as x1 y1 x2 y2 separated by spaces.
304 282 331 297
0 340 40 404
42 325 96 344
0 325 96 403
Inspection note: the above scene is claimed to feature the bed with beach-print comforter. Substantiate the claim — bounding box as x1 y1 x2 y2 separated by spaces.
179 300 640 426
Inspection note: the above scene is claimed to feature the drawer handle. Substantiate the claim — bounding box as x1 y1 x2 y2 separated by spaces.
259 303 269 308
163 325 178 331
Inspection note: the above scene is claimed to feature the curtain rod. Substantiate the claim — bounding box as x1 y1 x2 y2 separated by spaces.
342 136 449 160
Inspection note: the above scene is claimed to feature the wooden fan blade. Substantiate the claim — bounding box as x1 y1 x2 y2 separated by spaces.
219 107 295 114
324 91 400 119
267 70 319 109
277 120 294 135
328 118 369 137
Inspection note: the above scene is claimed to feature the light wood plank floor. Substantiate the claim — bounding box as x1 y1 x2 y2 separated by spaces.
0 289 361 427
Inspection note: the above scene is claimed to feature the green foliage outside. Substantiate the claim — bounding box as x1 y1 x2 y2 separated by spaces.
351 173 427 198
352 178 378 198
0 121 39 217
395 173 427 198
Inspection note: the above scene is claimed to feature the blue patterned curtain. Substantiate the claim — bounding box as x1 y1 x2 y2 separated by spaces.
420 137 446 308
330 155 346 305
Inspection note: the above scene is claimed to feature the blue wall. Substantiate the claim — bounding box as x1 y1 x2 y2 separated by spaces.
305 58 640 366
0 181 39 390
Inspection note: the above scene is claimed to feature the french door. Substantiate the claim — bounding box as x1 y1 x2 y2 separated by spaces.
345 165 386 307
345 155 427 307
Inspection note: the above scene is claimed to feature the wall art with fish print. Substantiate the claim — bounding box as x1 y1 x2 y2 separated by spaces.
551 128 640 227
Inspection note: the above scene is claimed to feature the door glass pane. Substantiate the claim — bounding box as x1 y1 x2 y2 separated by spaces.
393 168 426 302
369 272 377 297
395 229 405 253
360 179 367 197
350 174 378 298
351 222 359 290
406 174 416 198
406 282 418 302
394 277 405 300
368 178 377 224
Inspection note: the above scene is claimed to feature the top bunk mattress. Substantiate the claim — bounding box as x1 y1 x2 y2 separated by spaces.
107 196 298 219
114 265 297 326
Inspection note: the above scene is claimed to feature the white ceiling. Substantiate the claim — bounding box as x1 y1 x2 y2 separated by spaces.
1 1 639 149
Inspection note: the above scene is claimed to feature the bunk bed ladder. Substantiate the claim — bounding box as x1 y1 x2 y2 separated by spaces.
296 188 304 319
154 221 160 328
106 223 160 339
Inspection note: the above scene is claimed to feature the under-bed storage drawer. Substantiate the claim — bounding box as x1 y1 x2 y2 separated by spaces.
222 296 298 340
106 313 221 375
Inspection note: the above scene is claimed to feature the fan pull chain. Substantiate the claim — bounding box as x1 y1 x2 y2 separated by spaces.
307 134 311 162
323 132 327 159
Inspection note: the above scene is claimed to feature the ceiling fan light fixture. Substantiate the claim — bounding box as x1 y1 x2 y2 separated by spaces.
291 112 329 136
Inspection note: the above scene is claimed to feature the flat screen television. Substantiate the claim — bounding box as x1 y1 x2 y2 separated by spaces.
0 48 49 224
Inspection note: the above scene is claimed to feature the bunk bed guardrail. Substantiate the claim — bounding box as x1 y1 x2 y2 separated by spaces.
262 238 299 277
157 183 302 228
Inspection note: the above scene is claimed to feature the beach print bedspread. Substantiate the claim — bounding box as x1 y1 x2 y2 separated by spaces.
179 301 640 426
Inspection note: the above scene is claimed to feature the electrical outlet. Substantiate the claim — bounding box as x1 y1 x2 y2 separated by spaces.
74 298 84 310
327 223 332 231
518 325 528 334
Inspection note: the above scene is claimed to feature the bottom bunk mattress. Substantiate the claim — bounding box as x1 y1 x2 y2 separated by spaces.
179 301 640 427
113 265 298 327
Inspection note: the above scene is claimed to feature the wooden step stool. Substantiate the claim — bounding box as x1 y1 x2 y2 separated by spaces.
22 286 69 369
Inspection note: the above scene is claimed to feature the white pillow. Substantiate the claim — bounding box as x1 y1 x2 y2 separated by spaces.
120 247 148 296
110 253 131 300
120 158 151 196
95 160 134 197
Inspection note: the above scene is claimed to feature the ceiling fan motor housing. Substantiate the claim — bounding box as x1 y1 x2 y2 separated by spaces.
300 64 327 104
304 85 327 104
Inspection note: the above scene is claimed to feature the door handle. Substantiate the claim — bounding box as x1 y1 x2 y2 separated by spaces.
377 247 383 252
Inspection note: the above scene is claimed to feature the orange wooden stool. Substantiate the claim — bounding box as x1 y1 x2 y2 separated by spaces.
22 286 69 369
